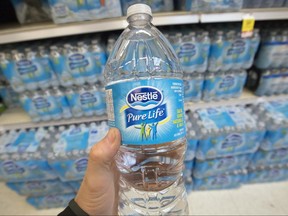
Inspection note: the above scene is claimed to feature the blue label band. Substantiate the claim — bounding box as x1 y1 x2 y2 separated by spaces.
105 78 186 145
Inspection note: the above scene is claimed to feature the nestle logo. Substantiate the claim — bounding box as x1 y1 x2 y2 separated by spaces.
180 43 195 51
126 87 163 110
16 60 32 67
232 40 245 47
75 158 88 172
69 54 84 61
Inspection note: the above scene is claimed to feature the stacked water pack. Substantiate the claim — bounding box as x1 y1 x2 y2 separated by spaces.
46 121 109 182
0 37 107 91
27 193 76 209
66 83 106 118
0 84 20 108
190 106 266 190
7 179 74 196
0 45 59 93
120 0 173 14
202 70 247 101
242 0 287 8
184 73 204 102
184 111 199 193
0 127 57 182
247 101 288 183
19 88 71 122
176 0 243 12
168 30 210 73
207 27 261 72
246 68 288 96
48 0 122 24
254 28 288 69
50 38 107 86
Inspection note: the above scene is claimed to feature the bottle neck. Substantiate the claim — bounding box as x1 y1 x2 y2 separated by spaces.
127 14 152 28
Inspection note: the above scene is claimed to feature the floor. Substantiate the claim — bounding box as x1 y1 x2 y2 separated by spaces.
0 181 288 215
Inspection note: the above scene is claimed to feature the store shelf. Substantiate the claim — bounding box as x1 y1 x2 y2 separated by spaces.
0 181 288 215
0 12 198 44
0 108 107 131
1 8 288 44
200 8 288 23
1 90 288 130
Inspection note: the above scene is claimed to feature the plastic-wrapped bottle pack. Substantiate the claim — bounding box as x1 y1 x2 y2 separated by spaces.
6 179 74 196
0 128 57 182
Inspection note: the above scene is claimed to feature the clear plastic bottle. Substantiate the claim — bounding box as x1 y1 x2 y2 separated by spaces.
104 4 188 215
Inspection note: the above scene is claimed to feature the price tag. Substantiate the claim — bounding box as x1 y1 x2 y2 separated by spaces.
242 14 255 38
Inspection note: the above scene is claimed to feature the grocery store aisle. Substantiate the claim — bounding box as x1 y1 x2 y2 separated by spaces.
0 181 288 215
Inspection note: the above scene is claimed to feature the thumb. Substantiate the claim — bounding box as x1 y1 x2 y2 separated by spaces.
88 127 121 169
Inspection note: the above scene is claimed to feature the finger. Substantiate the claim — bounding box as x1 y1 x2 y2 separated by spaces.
88 127 121 168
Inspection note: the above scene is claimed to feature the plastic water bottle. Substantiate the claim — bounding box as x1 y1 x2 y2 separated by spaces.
104 4 188 215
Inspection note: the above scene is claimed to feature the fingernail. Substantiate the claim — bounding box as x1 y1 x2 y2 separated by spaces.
107 129 116 144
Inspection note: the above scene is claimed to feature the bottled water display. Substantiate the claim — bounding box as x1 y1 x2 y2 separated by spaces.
0 37 107 92
0 85 20 108
193 154 253 179
184 73 204 102
104 4 188 215
0 47 59 92
168 31 210 73
193 169 247 190
255 101 288 151
246 68 288 96
18 85 106 122
66 84 106 117
254 29 288 69
0 127 57 182
26 193 75 209
120 0 174 15
19 88 72 122
242 0 286 8
208 28 260 72
6 179 74 196
48 0 122 24
176 0 243 12
193 106 266 160
202 70 247 101
247 164 288 184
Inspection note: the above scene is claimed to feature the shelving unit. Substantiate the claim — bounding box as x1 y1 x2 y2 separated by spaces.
1 89 288 130
0 8 288 44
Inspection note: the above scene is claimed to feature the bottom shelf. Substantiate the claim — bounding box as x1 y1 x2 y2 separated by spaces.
0 181 287 215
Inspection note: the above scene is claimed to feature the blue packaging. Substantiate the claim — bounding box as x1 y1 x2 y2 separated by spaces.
193 170 246 191
121 0 173 14
0 85 20 108
202 71 247 101
247 164 288 184
261 128 288 151
184 73 204 102
52 125 89 154
48 157 88 182
183 160 194 180
185 138 198 161
27 193 75 209
193 154 253 179
251 148 288 167
68 180 82 192
0 159 57 182
6 179 74 196
195 107 266 160
87 0 122 20
197 0 243 12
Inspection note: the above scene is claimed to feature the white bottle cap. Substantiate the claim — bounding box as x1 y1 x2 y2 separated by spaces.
127 4 152 18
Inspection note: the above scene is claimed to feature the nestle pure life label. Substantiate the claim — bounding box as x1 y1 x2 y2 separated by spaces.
106 78 186 145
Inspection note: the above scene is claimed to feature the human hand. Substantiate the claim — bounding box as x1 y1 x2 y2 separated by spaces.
75 128 121 215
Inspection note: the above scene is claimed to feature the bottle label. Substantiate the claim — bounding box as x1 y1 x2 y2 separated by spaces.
105 78 186 145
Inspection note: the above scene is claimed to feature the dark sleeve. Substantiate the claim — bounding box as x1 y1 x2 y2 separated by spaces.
58 199 89 216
